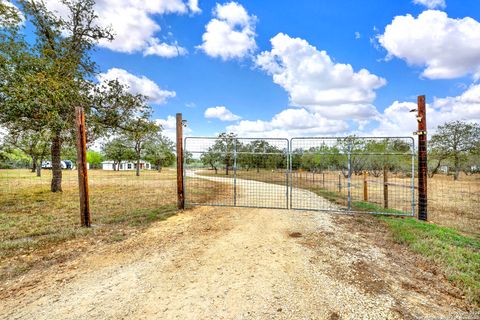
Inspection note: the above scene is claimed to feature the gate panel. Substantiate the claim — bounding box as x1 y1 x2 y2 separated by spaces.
184 137 289 209
290 137 415 216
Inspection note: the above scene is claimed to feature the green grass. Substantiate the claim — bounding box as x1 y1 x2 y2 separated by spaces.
380 216 480 306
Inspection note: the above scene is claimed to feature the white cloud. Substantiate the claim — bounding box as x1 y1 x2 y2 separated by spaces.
373 84 480 136
412 0 446 9
155 115 192 141
355 31 361 39
378 10 480 79
226 108 349 138
256 33 386 120
198 2 257 60
143 39 188 58
44 0 195 57
97 68 176 104
204 106 241 121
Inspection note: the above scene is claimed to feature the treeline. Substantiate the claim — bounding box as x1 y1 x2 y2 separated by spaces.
0 1 172 189
199 134 413 177
199 121 480 181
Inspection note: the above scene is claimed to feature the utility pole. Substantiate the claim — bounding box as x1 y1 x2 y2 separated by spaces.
176 113 185 210
75 107 91 227
417 95 428 221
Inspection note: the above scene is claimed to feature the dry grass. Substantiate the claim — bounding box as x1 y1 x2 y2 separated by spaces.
0 168 224 281
199 169 479 237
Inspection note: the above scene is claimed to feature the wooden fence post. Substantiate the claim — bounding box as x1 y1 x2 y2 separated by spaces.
363 171 368 202
338 173 341 193
383 165 389 209
176 113 185 210
417 95 428 220
75 107 91 227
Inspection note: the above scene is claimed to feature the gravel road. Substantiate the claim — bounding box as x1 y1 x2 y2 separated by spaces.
0 176 470 319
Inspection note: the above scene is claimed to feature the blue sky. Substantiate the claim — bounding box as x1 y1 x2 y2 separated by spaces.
16 0 480 139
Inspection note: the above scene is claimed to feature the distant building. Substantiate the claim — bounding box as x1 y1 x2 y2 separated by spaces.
101 160 151 171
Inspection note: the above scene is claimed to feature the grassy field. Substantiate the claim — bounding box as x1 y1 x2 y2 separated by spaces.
0 168 225 281
198 168 479 237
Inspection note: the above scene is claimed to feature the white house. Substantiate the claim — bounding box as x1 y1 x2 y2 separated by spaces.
101 160 152 171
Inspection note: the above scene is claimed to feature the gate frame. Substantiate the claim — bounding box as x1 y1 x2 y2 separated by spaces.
184 136 290 210
184 136 415 217
289 136 415 216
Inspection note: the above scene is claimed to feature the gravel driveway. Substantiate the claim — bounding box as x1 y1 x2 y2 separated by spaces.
0 176 469 319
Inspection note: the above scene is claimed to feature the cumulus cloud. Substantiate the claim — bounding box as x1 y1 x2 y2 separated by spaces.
373 84 480 136
198 2 257 60
226 108 349 138
97 68 176 104
155 115 192 141
412 0 446 9
44 0 195 57
256 33 386 120
204 106 241 121
378 10 480 79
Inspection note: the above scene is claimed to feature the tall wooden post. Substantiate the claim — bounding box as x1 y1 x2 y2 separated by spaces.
383 165 389 209
75 107 91 227
418 95 428 220
363 171 368 202
176 113 185 210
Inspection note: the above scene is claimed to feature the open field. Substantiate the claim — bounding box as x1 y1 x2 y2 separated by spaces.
0 168 227 281
198 169 480 237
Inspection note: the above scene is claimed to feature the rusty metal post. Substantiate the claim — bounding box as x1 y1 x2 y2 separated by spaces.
363 171 368 202
75 107 91 227
176 113 185 210
418 96 428 220
383 165 389 209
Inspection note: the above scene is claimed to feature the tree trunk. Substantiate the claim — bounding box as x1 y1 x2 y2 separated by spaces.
454 155 460 181
31 156 37 173
36 159 42 177
157 162 162 172
136 158 140 177
50 133 62 192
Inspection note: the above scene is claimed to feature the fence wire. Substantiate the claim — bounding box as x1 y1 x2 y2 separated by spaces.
290 137 415 215
184 136 415 216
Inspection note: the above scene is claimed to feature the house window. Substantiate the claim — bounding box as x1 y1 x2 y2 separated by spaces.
120 164 123 170
128 164 132 169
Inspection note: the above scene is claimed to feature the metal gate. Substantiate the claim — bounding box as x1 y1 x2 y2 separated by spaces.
184 137 290 209
184 136 415 216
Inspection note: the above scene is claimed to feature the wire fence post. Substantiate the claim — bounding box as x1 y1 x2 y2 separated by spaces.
176 113 185 210
383 164 389 209
417 95 428 220
75 107 91 227
233 139 237 207
347 143 351 211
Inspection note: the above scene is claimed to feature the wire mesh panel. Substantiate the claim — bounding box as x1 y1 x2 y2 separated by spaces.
184 137 289 209
290 137 415 216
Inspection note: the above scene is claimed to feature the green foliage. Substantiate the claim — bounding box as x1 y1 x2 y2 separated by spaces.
143 133 175 171
430 121 480 180
86 150 103 168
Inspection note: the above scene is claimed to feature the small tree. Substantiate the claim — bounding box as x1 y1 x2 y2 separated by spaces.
102 138 135 171
144 133 175 172
86 150 103 169
123 116 159 177
430 121 480 180
3 127 50 176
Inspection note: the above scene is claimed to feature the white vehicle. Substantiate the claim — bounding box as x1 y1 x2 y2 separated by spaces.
41 161 69 169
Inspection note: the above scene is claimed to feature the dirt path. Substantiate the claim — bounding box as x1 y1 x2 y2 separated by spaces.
187 170 336 210
0 178 471 319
